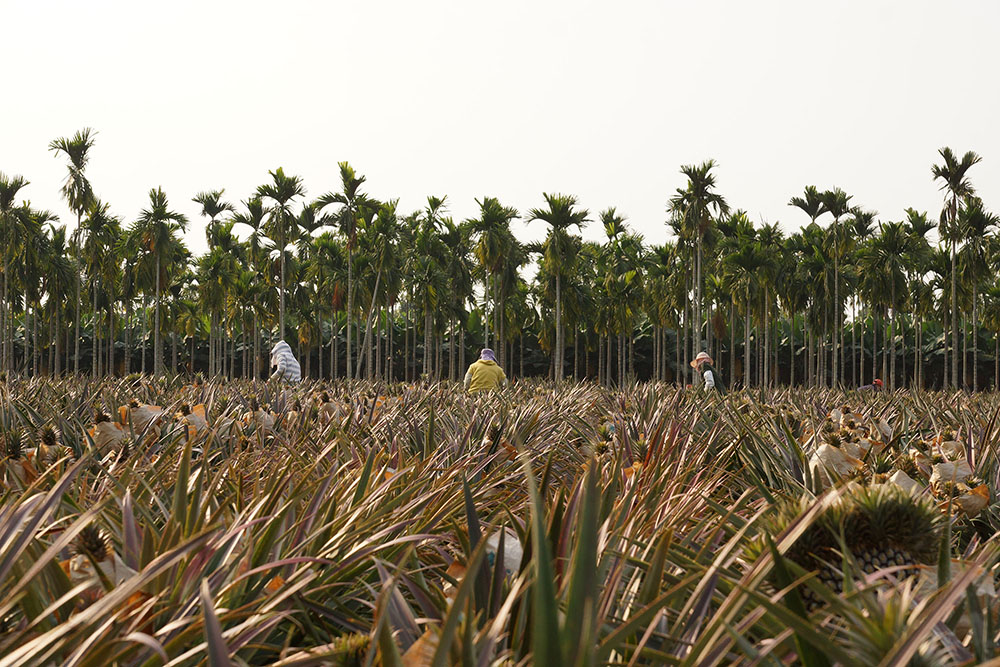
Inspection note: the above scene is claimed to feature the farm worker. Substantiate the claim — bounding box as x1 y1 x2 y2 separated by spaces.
269 340 302 383
464 348 507 394
858 378 883 391
691 352 726 394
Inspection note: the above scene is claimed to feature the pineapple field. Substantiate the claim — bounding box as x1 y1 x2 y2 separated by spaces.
2 376 1000 666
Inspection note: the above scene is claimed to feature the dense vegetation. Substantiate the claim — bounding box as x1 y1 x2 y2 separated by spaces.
3 131 997 389
1 377 999 664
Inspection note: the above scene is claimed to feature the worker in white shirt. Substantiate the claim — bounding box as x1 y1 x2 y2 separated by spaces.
691 352 726 394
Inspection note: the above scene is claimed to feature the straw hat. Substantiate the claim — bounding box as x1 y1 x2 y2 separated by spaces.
690 352 713 369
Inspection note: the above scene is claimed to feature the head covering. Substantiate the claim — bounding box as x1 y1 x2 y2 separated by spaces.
873 378 883 387
690 351 713 369
480 348 497 363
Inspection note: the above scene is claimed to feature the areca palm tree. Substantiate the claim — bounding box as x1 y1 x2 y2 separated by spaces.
309 232 347 378
193 189 235 237
43 222 73 375
902 209 935 388
19 208 56 375
528 193 588 381
410 200 449 379
467 196 519 352
818 188 853 387
232 197 271 376
49 128 96 374
82 200 122 376
756 222 784 386
257 168 306 341
0 173 32 372
933 147 982 388
957 197 998 390
858 221 911 390
133 188 188 376
723 239 763 388
848 209 877 386
314 162 368 379
670 162 728 377
440 218 476 379
356 200 400 379
789 186 827 224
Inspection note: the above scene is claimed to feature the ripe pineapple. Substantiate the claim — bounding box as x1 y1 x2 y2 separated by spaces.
754 485 940 610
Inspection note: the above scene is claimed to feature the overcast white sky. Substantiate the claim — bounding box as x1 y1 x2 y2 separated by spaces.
3 1 999 256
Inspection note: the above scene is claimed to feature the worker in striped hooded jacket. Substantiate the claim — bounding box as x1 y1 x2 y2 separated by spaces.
269 340 302 383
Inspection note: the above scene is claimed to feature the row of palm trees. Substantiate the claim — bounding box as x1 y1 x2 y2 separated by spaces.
2 131 998 389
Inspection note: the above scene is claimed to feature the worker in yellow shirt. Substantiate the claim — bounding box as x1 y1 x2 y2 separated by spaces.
464 348 508 393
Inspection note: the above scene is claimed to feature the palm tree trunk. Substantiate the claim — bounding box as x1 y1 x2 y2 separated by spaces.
423 309 432 379
851 299 857 388
108 298 114 376
744 285 751 388
806 318 812 387
973 290 979 391
209 314 214 377
332 313 339 379
617 334 623 387
789 313 795 387
833 221 839 388
764 299 770 387
316 307 323 380
154 254 161 376
963 316 968 390
357 271 382 379
598 335 604 384
1 260 6 373
54 299 61 375
951 194 959 389
346 247 353 379
555 272 562 381
730 303 736 386
519 333 524 378
890 284 896 391
437 332 443 381
74 220 81 375
696 236 703 379
682 298 690 386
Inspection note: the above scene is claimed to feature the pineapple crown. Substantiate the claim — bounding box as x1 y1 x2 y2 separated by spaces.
75 524 109 562
41 425 58 447
872 454 895 475
5 429 24 460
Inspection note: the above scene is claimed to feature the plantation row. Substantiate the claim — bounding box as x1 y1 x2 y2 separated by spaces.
3 136 999 389
1 377 999 663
